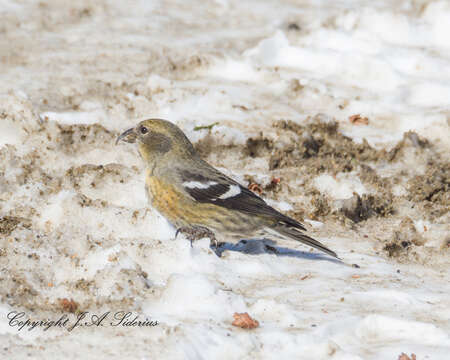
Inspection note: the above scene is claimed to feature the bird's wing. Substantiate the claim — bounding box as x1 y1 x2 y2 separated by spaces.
178 167 306 231
177 163 339 259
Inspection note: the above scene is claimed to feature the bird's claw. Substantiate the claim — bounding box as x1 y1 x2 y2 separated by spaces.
175 226 216 248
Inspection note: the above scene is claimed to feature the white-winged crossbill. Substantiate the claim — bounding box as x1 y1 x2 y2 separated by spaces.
117 119 337 258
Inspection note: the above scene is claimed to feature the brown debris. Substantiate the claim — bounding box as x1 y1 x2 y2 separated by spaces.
271 177 281 185
287 23 301 31
349 114 369 125
398 353 416 360
310 194 331 219
232 312 259 329
59 298 79 313
248 183 263 195
264 177 282 192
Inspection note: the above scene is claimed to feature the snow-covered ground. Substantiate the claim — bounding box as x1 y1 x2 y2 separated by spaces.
0 0 449 359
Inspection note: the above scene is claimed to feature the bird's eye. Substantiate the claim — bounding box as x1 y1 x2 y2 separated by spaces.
140 126 148 135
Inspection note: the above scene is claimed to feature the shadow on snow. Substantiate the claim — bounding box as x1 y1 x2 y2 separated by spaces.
211 239 342 265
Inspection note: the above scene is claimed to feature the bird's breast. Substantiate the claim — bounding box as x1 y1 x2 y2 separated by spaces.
145 173 185 226
145 172 247 231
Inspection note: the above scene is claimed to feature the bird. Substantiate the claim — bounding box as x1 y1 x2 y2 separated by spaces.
116 119 338 258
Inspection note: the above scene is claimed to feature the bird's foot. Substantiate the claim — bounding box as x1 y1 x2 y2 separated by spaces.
175 226 217 248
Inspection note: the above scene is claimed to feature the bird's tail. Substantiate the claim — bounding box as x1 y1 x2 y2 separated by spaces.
268 224 339 259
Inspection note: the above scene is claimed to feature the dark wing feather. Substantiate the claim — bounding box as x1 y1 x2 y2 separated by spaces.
273 225 339 258
179 168 306 231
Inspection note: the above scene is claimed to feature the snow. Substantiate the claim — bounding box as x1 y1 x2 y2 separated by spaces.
0 118 22 147
0 0 449 359
40 105 108 125
268 200 293 212
355 315 449 346
314 174 367 200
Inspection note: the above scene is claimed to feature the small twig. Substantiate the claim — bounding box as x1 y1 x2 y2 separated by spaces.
193 122 219 131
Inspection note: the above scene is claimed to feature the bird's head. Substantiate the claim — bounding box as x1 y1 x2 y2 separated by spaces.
116 119 196 164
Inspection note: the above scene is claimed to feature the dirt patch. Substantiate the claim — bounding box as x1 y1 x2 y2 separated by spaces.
309 192 331 220
269 117 383 174
406 160 450 221
65 163 131 190
0 271 40 309
56 123 115 153
194 133 238 159
387 131 431 161
267 118 439 178
383 217 425 259
0 216 22 236
244 134 274 158
408 161 449 204
340 193 394 223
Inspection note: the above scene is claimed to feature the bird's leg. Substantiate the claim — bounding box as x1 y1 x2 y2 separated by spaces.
175 226 217 248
